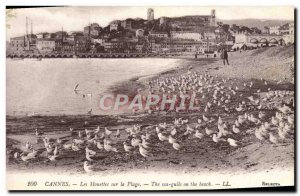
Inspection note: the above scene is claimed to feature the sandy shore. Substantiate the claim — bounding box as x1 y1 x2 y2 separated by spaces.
6 45 295 189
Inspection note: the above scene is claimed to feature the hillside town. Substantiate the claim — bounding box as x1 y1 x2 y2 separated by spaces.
6 8 294 58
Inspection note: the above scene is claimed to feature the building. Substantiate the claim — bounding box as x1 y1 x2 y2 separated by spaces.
74 36 90 53
44 33 57 39
269 26 284 35
91 37 107 46
136 29 144 37
278 23 290 35
36 39 55 53
149 31 168 38
149 38 207 54
202 39 217 53
36 32 50 39
135 44 144 52
262 27 270 34
170 31 202 41
121 20 132 30
203 32 217 40
9 36 29 53
147 8 154 21
103 40 125 52
84 23 102 37
283 23 294 44
160 17 168 25
110 21 120 31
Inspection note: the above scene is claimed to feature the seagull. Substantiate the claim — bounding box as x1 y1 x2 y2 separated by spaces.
168 135 177 144
20 154 35 162
131 137 141 147
212 134 225 143
203 115 209 122
227 138 238 147
278 127 288 139
48 154 59 161
138 143 151 158
63 143 72 150
258 111 266 119
104 141 118 152
72 143 80 151
86 152 95 162
46 145 54 154
123 142 134 152
115 129 120 138
170 128 177 136
271 117 279 126
35 128 43 137
142 138 151 149
232 125 240 134
83 161 94 173
56 138 62 144
105 127 112 136
73 139 85 145
96 141 104 150
235 120 240 127
205 127 216 136
197 119 202 124
278 104 292 114
172 142 182 150
74 83 79 92
157 132 168 141
195 130 204 139
87 108 92 115
255 128 267 142
269 132 279 144
85 146 96 156
53 146 59 156
14 152 19 159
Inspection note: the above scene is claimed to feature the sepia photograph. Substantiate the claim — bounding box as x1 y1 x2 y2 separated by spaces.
5 5 295 191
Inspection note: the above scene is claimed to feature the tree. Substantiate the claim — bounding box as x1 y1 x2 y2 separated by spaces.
222 24 230 32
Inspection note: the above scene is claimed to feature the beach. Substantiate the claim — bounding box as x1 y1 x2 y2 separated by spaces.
6 45 295 189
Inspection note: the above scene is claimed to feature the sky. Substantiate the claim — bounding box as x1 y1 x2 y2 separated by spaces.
6 6 294 40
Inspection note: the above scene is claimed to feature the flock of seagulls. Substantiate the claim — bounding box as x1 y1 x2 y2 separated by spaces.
11 71 294 173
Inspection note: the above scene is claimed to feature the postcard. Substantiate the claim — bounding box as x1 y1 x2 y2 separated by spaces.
6 6 295 191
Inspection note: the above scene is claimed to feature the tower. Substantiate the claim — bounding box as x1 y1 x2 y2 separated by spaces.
147 8 154 21
210 9 216 26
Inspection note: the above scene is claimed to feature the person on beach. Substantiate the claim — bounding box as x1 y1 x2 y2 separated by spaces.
221 48 229 65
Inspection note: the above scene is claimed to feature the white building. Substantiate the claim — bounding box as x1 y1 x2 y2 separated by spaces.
110 21 120 31
269 26 282 35
36 39 55 53
283 23 294 44
234 33 248 43
203 32 217 40
91 38 107 45
170 31 202 41
149 31 168 38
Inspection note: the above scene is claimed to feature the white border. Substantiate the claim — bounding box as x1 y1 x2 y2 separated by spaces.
0 0 298 195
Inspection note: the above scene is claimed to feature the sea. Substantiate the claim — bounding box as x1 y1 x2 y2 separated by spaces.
6 58 182 116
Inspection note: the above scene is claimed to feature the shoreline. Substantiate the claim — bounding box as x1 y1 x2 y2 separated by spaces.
106 58 218 98
6 46 295 183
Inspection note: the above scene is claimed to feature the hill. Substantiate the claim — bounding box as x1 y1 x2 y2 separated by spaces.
219 19 294 29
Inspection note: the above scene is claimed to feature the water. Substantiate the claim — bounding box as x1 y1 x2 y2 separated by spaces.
7 58 181 116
